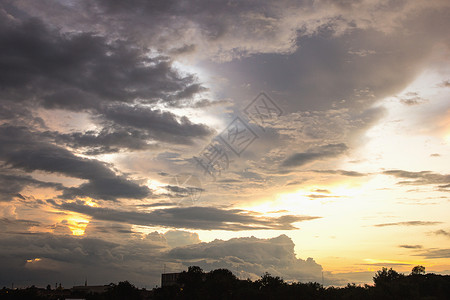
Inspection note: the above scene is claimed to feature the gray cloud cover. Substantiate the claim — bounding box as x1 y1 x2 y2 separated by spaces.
56 202 321 231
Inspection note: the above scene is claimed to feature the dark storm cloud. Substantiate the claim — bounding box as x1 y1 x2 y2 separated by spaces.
0 230 168 287
282 143 348 168
374 221 442 227
101 104 213 145
55 128 155 155
383 170 450 188
0 229 324 287
0 171 64 201
56 202 320 231
0 125 151 201
53 104 214 154
0 17 203 109
0 14 213 153
0 218 41 234
77 0 304 60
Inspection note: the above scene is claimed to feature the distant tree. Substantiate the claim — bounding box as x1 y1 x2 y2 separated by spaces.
46 284 51 291
177 266 207 299
373 267 403 287
205 269 238 299
104 281 140 300
411 265 425 275
256 272 286 289
188 265 203 274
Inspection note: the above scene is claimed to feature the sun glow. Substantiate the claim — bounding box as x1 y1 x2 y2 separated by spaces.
146 179 168 194
66 216 89 236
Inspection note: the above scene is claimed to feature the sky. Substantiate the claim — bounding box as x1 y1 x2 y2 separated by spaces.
0 0 450 288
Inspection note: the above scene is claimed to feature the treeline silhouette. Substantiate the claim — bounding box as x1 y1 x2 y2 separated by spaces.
1 265 449 299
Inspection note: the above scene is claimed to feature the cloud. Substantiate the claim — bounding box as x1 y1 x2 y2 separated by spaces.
361 262 412 267
0 15 213 156
434 229 450 238
0 125 151 201
166 234 323 281
15 0 450 62
0 218 41 234
438 80 450 88
311 170 368 177
374 221 442 227
53 104 214 154
56 202 321 231
383 170 450 188
55 128 157 155
0 17 204 110
164 230 201 248
0 230 169 287
0 227 323 287
397 92 429 106
307 194 340 199
415 249 450 259
282 143 348 168
0 170 64 201
100 104 213 145
399 245 423 249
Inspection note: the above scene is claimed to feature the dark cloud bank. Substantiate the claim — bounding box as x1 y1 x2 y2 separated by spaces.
0 224 323 288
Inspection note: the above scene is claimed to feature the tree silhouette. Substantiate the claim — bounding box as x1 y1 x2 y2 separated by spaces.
373 267 403 287
411 265 425 275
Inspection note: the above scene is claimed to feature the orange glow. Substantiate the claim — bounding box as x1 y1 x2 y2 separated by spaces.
79 197 98 207
66 216 89 236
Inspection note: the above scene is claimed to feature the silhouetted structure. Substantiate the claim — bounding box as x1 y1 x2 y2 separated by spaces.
71 284 109 294
161 272 181 287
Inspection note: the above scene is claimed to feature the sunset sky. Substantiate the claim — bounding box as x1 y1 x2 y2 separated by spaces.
1 0 449 288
